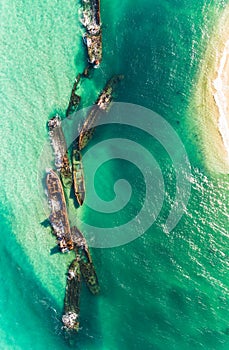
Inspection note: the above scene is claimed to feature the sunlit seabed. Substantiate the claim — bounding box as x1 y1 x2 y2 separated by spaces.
0 0 229 349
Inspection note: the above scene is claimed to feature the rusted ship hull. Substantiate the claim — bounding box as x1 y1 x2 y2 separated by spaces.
84 33 102 67
62 259 81 331
48 115 67 171
72 149 85 206
79 260 100 295
78 75 124 150
78 105 99 150
60 152 72 194
72 227 100 295
81 0 102 66
95 75 124 109
46 169 74 253
66 74 81 117
48 115 73 196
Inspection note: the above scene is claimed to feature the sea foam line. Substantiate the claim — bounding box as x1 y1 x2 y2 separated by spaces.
213 40 229 163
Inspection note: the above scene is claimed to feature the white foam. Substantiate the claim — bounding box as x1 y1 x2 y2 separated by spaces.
213 40 229 163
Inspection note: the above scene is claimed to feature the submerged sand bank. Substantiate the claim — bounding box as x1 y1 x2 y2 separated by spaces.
193 6 229 173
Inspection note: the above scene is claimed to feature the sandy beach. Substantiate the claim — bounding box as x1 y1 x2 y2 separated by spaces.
213 39 229 164
193 6 229 173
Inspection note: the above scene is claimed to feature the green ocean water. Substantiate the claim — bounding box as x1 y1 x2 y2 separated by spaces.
0 0 229 349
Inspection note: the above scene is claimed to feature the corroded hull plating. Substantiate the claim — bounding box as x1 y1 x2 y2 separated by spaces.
66 74 81 117
72 227 100 295
48 115 67 171
78 75 124 150
84 33 102 66
78 104 99 150
62 259 81 331
60 152 72 193
95 75 124 110
72 149 85 206
81 0 102 66
46 169 74 252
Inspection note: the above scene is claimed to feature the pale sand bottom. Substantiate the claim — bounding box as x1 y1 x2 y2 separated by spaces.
193 7 229 174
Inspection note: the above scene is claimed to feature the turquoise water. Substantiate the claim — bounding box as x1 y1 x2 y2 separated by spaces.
1 0 229 349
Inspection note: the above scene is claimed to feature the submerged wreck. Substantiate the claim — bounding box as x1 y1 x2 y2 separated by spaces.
62 258 81 331
66 74 81 117
62 227 99 331
81 0 102 66
48 115 67 171
78 75 124 150
72 227 100 295
46 162 98 332
42 0 125 336
72 149 85 206
45 74 123 333
60 152 72 195
46 169 74 253
48 115 73 192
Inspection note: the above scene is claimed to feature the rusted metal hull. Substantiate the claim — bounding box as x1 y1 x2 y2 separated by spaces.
62 259 81 331
71 227 100 295
46 169 74 252
48 116 67 171
81 0 102 66
72 149 85 206
78 75 124 150
66 74 81 117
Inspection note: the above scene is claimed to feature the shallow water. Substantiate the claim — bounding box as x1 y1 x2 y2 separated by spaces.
0 0 229 349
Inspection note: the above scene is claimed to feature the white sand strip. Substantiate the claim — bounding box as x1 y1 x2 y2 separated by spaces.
213 40 229 162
